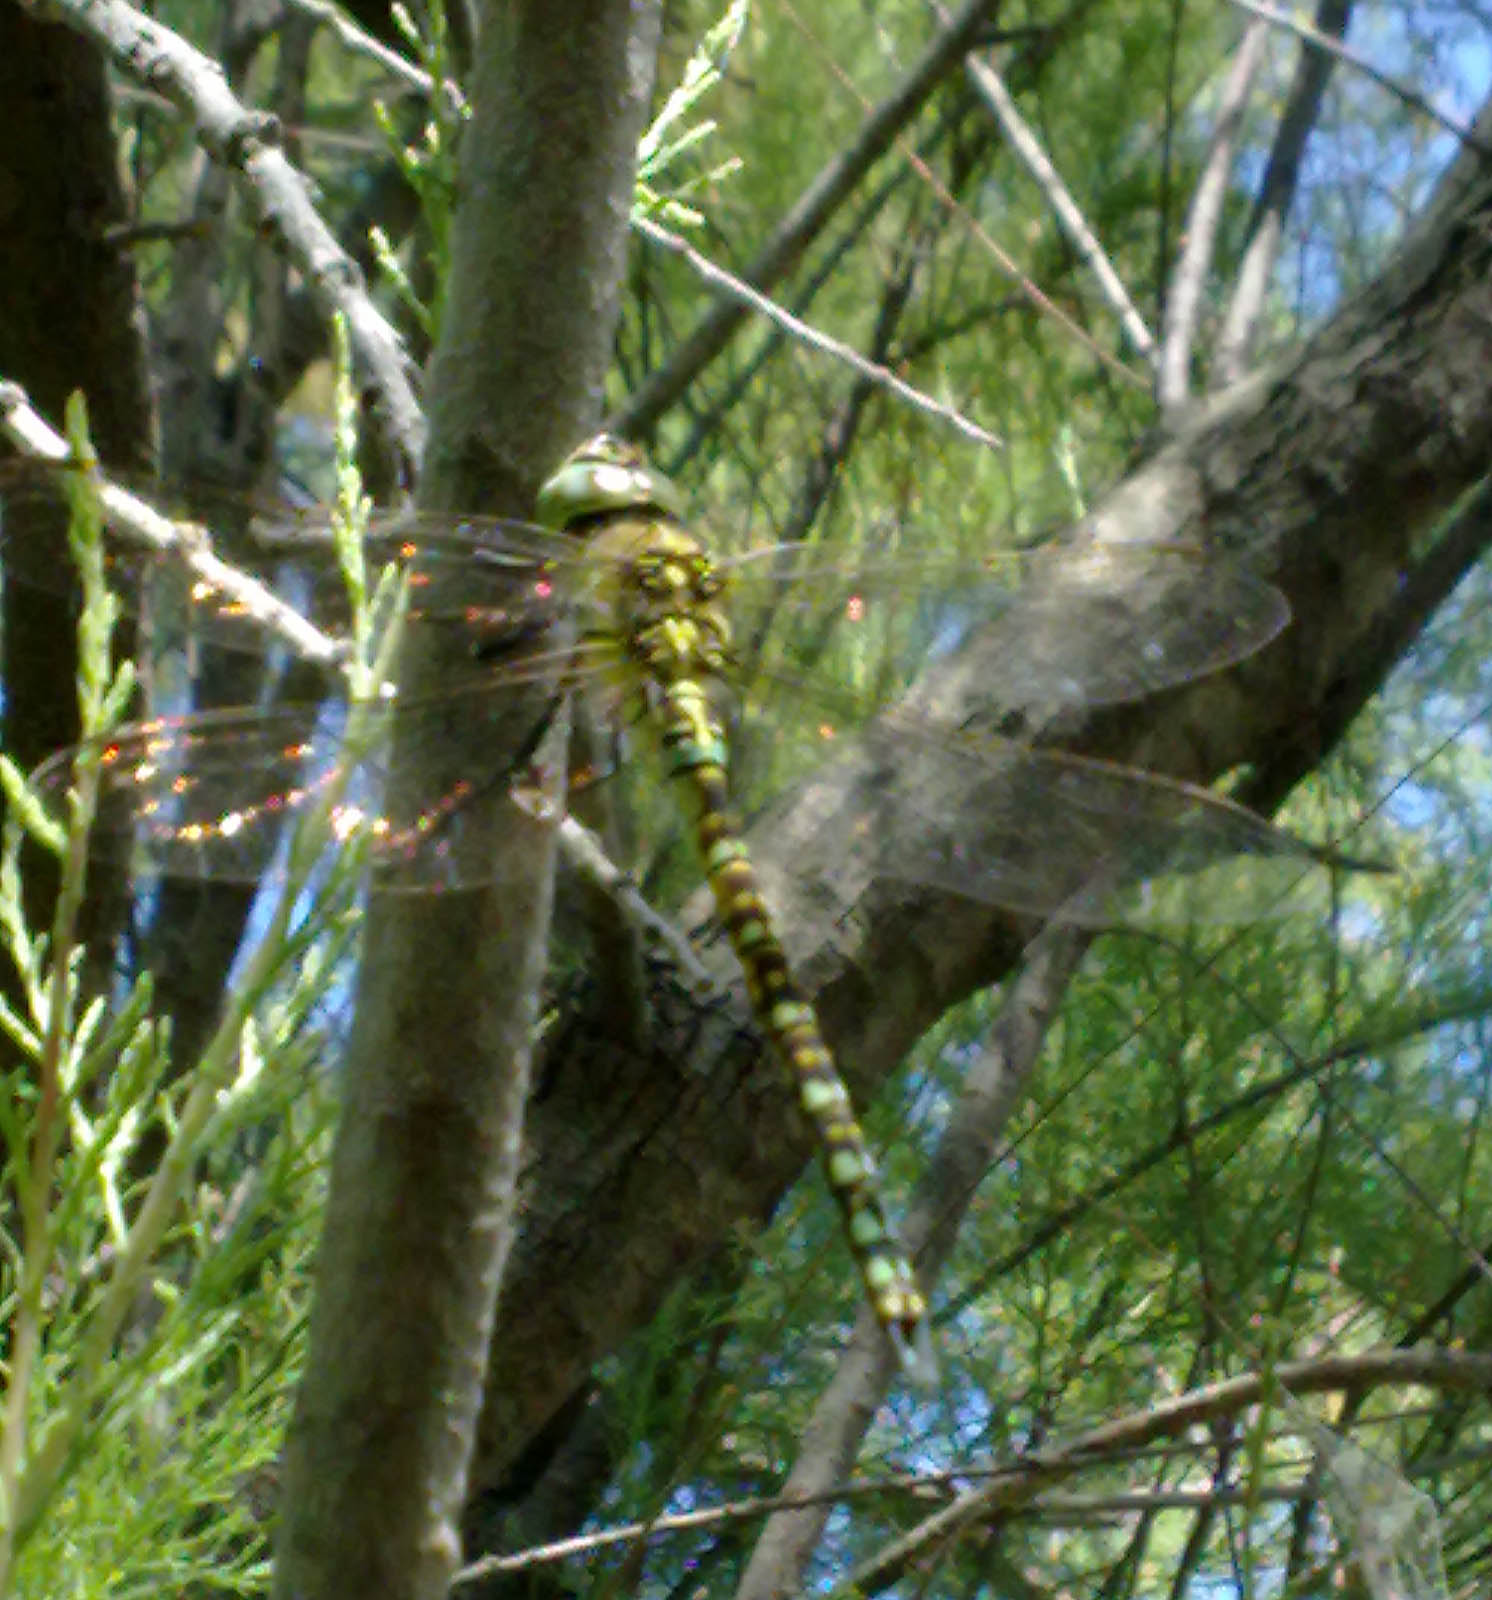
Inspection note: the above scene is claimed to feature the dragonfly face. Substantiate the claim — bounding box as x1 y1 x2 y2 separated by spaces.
534 433 688 530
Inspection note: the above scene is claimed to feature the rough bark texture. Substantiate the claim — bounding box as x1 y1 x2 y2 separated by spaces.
270 5 663 1598
469 103 1492 1496
0 13 156 752
0 12 154 991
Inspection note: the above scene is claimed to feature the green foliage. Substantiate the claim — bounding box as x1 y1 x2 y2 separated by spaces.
7 0 1492 1594
369 0 468 339
0 361 393 1590
636 0 749 228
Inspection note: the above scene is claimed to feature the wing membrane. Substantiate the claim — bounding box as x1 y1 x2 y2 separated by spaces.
16 466 1329 925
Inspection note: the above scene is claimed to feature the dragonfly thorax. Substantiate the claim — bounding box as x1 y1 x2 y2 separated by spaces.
539 435 732 680
577 510 732 685
618 546 733 682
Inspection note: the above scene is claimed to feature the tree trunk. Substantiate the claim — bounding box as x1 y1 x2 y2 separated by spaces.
271 5 665 1597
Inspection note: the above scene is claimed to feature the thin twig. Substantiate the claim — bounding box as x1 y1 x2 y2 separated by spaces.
1157 17 1270 417
98 217 213 247
613 0 1016 437
284 0 467 115
1227 0 1492 160
0 382 349 668
841 1346 1492 1594
46 0 425 471
453 1473 940 1585
514 789 720 996
629 218 1002 450
960 51 1155 363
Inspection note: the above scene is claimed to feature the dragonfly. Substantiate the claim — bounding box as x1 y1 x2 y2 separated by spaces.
10 436 1332 1377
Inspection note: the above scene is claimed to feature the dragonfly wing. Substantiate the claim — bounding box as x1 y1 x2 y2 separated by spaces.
29 704 370 885
948 545 1289 725
724 542 1288 726
252 508 598 645
0 462 593 659
28 655 589 892
793 726 1332 928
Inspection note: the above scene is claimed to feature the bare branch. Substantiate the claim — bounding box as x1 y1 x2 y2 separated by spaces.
48 0 426 472
959 51 1155 362
1157 17 1270 418
627 218 1002 450
1229 0 1492 160
844 1347 1492 1593
0 380 349 668
1214 0 1350 387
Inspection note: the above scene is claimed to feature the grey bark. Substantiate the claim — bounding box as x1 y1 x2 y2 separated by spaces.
0 11 155 1001
270 6 663 1598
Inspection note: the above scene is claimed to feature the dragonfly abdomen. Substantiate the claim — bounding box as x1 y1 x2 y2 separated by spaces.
543 432 934 1378
657 682 933 1376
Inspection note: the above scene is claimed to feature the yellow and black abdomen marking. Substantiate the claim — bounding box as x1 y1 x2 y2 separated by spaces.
539 434 933 1378
653 675 931 1373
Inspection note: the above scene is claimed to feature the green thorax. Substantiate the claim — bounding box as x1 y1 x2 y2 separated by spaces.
537 435 732 688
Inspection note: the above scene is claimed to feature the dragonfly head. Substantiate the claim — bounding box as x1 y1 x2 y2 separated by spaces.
535 433 688 532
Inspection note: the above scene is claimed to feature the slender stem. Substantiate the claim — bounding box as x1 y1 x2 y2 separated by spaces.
0 761 98 1586
9 692 383 1541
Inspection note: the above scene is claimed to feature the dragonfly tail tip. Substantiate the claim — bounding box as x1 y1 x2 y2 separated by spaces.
890 1318 939 1390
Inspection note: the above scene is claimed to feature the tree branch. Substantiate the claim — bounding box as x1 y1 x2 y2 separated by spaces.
1229 0 1492 159
271 4 665 1596
846 1346 1491 1592
1214 0 1351 387
50 0 426 472
1156 17 1269 417
612 0 1006 437
960 47 1155 362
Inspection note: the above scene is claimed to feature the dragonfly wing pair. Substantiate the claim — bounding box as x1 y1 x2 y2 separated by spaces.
21 434 1318 1378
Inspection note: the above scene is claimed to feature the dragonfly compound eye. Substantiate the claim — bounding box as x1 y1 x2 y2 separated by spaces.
535 438 689 529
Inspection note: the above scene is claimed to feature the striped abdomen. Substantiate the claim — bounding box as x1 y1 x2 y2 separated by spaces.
653 675 932 1376
536 435 934 1378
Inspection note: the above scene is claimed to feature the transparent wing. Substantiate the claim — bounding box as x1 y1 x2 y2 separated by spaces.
1310 1424 1451 1600
723 540 1288 725
16 465 1317 923
27 646 607 892
2 462 1286 715
0 462 595 656
31 679 1348 927
795 724 1340 927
